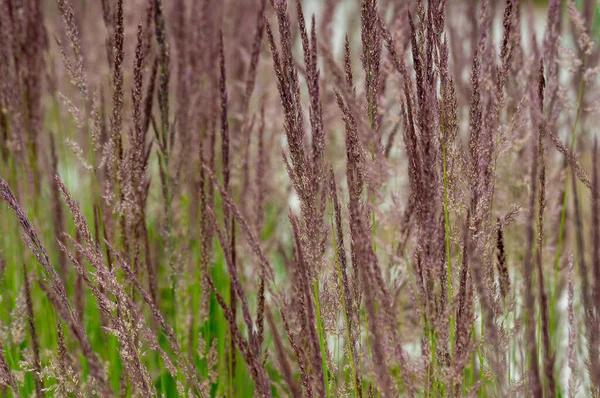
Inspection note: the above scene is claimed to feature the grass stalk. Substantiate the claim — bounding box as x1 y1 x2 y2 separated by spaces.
314 279 331 398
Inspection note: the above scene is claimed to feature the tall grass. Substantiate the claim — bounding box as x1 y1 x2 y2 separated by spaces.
1 0 600 396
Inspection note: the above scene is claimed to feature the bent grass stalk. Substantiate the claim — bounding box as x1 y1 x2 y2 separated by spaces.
550 49 591 343
550 3 598 352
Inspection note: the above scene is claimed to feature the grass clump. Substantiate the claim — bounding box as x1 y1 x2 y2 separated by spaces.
1 0 600 396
